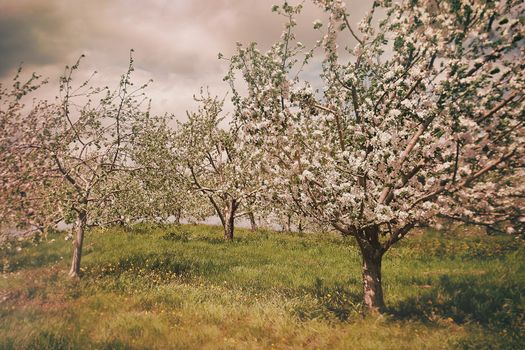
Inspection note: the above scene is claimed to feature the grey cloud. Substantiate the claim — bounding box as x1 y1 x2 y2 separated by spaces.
0 0 372 116
0 1 66 75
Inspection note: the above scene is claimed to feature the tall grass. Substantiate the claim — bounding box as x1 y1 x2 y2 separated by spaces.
1 224 523 349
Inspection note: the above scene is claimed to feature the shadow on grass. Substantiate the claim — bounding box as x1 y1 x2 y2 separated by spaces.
83 251 230 293
391 274 524 326
389 274 525 348
0 236 67 273
2 252 63 273
82 254 195 292
162 226 271 245
162 227 228 244
291 277 363 321
86 252 199 279
292 274 524 348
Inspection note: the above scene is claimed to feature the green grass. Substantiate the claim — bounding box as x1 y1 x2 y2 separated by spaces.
0 224 524 349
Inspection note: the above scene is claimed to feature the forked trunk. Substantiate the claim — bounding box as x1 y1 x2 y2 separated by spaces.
333 223 387 312
69 211 87 278
174 208 182 225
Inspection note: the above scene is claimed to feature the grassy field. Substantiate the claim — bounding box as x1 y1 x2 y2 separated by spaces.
0 224 524 349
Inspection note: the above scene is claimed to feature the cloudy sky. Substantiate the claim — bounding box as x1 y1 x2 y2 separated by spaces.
0 0 369 118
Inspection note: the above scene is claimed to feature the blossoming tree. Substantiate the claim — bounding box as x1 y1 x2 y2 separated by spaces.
129 114 213 225
226 0 524 311
173 92 266 240
2 55 153 277
0 69 62 240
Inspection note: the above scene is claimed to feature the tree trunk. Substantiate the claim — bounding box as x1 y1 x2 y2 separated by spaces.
69 211 87 278
174 208 182 225
223 200 236 241
248 212 257 231
358 241 385 313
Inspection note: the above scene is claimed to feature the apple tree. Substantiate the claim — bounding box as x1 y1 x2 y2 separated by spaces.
226 0 524 311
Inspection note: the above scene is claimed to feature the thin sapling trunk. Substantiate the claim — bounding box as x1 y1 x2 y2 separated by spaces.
248 212 257 231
